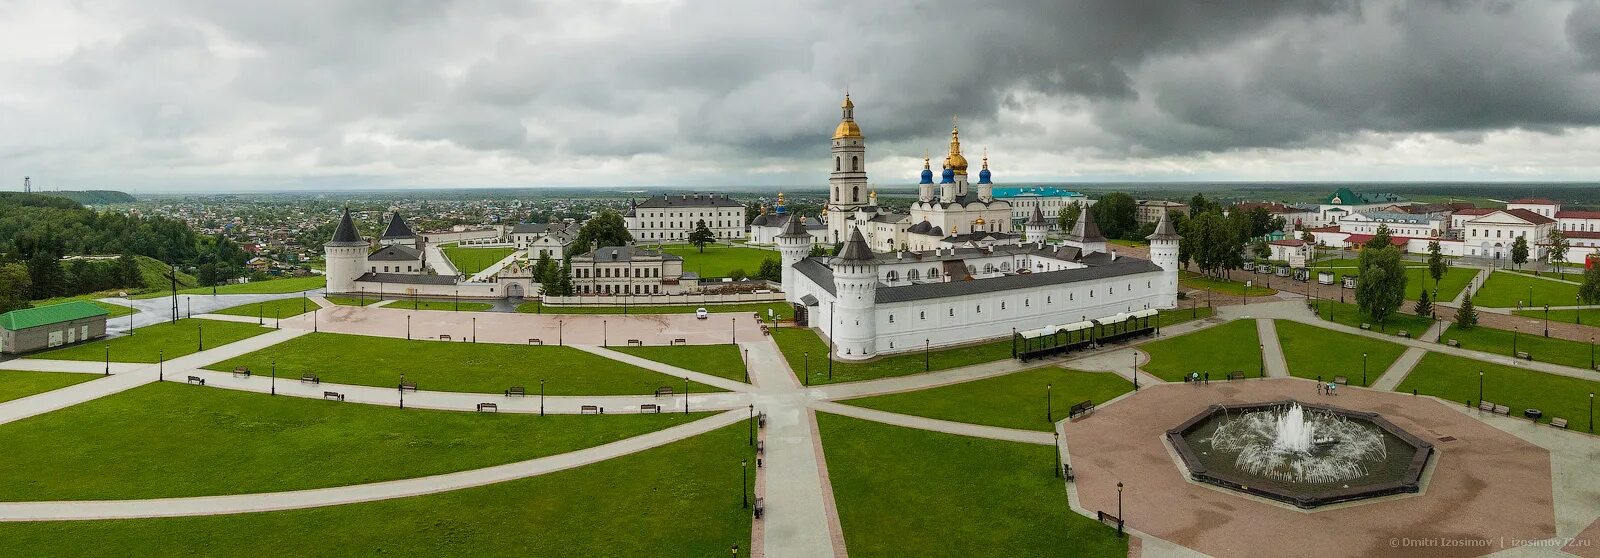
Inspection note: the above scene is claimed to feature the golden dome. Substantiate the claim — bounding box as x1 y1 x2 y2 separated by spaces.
944 124 968 174
841 94 854 109
975 216 986 226
833 120 862 139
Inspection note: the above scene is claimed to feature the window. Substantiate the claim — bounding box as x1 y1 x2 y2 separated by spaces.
852 186 860 202
976 305 982 313
835 157 840 171
919 311 925 320
907 269 920 282
886 270 898 282
889 314 894 323
1001 301 1006 310
949 308 954 317
852 156 859 171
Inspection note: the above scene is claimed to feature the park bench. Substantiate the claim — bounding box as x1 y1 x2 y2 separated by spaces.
232 367 251 378
1516 352 1532 361
1493 405 1511 416
580 405 601 415
323 391 345 401
439 334 451 341
476 403 498 413
1227 371 1245 381
528 338 542 345
761 325 770 336
1397 330 1409 338
505 386 525 397
1478 400 1495 412
1096 510 1124 530
672 338 688 346
1552 417 1569 429
758 412 767 428
753 498 766 519
186 375 206 386
398 381 418 392
640 404 661 413
654 386 674 397
1360 323 1371 330
757 440 765 455
1068 400 1096 420
627 339 642 346
1447 339 1460 347
1063 464 1075 482
1333 376 1349 386
301 373 320 384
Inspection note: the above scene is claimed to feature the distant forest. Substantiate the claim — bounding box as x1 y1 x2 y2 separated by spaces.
0 192 246 312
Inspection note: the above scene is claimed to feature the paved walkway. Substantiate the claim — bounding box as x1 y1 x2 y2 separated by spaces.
424 244 458 277
467 251 522 282
742 336 842 558
0 410 744 521
1371 347 1428 391
100 290 324 333
812 401 1053 445
573 345 751 393
1256 319 1288 378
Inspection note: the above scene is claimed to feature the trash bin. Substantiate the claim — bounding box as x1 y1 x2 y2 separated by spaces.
1523 408 1542 421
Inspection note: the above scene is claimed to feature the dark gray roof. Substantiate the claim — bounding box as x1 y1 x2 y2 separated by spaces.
799 294 819 306
945 232 1019 244
355 272 458 285
751 213 772 227
381 213 417 239
1028 205 1047 225
511 222 559 234
634 194 744 208
326 207 365 247
925 193 1008 209
576 245 682 262
1066 204 1106 244
868 213 910 224
368 244 422 262
834 229 875 262
875 258 1162 303
1146 209 1180 241
778 212 811 238
908 220 933 234
793 258 836 295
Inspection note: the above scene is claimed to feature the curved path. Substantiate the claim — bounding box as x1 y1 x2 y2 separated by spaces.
0 409 743 521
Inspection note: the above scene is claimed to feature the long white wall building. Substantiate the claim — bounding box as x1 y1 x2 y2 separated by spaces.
625 193 746 243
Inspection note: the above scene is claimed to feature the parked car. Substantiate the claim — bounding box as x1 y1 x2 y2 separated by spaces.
696 308 709 319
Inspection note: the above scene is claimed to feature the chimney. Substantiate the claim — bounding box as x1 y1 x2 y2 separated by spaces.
1110 249 1118 261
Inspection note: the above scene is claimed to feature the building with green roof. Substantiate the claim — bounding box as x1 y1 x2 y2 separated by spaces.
0 301 109 354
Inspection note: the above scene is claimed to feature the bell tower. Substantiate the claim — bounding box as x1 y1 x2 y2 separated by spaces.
828 93 868 244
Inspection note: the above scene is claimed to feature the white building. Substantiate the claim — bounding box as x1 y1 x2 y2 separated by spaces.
1314 188 1409 227
780 205 1180 360
749 193 827 246
569 246 689 296
509 220 579 260
995 187 1091 231
1338 211 1445 240
323 208 519 299
1135 200 1188 224
625 194 746 243
1452 207 1555 261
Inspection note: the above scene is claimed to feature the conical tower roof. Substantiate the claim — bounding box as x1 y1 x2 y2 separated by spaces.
325 207 366 247
381 212 417 239
778 212 810 239
1146 209 1181 241
1027 205 1047 226
1065 204 1105 244
834 228 875 262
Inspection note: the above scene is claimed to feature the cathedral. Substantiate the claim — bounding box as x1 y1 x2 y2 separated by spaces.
823 95 1017 252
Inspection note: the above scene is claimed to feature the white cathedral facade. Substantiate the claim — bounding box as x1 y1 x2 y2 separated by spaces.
782 95 1181 360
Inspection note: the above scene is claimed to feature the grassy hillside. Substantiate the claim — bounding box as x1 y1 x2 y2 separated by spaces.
133 255 198 293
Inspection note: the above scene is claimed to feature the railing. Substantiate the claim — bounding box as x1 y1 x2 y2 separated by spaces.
540 292 785 307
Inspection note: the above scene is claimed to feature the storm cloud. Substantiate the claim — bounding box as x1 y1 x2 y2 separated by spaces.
3 0 1600 191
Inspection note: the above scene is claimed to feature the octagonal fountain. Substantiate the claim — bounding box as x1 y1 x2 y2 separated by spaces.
1166 401 1433 509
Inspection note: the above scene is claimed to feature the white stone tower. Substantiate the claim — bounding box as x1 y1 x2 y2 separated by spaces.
1145 210 1181 309
827 93 868 244
777 212 812 301
323 207 369 294
830 228 878 360
1025 205 1049 244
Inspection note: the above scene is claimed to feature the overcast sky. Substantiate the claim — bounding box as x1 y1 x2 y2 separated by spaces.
6 0 1600 192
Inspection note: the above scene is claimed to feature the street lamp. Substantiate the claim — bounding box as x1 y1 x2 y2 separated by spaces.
159 350 164 382
406 315 411 340
1116 482 1125 537
271 358 277 395
1478 370 1484 405
1046 383 1053 423
925 339 930 372
1590 392 1595 434
603 319 607 347
197 320 204 351
539 379 545 416
1132 352 1139 391
684 376 690 414
1362 352 1368 387
1544 305 1550 337
1053 431 1061 477
748 404 755 446
399 372 406 409
804 351 809 386
741 459 749 509
104 346 110 375
1513 327 1518 356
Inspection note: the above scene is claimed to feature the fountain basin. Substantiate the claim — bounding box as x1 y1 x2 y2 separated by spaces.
1166 400 1432 509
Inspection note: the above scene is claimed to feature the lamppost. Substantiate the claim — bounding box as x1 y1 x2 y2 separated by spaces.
558 319 563 346
743 348 749 383
406 315 411 340
1053 431 1062 477
684 376 690 414
925 339 930 372
1478 370 1484 405
258 302 263 325
732 317 736 344
158 350 164 382
1362 352 1368 387
197 320 204 351
539 379 545 416
803 351 809 386
104 346 110 375
1259 344 1265 378
828 301 835 380
1591 392 1595 433
741 459 749 509
1046 383 1053 423
271 358 277 396
1513 326 1518 356
1132 352 1139 391
1591 337 1595 370
1544 305 1550 337
1116 482 1125 537
126 293 134 335
472 317 477 343
603 319 607 348
748 404 755 446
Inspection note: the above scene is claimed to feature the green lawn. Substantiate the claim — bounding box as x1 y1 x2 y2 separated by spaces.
1108 238 1148 248
131 275 324 299
614 344 748 383
771 328 1014 385
517 300 793 320
1274 320 1406 386
34 319 270 363
0 422 755 556
324 294 381 306
0 382 707 501
212 297 317 320
1141 319 1262 382
1474 271 1581 308
817 413 1125 557
1440 324 1596 370
1179 271 1277 296
842 367 1132 431
0 370 99 404
1395 352 1600 426
441 245 516 275
1514 308 1600 326
1159 306 1215 328
660 244 777 279
1406 267 1476 302
204 332 723 395
385 299 495 312
1312 300 1438 335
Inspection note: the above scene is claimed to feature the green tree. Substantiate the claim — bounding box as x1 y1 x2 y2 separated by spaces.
0 263 32 314
1414 289 1432 318
1365 224 1393 250
1252 240 1270 260
1301 230 1315 244
1579 265 1600 305
756 258 782 281
1427 240 1446 290
570 210 633 257
1057 202 1082 231
727 268 749 280
1546 230 1569 278
532 253 558 289
1089 193 1138 239
1510 235 1529 270
688 220 716 253
1355 245 1407 329
25 252 65 299
553 260 575 297
1188 193 1218 217
1455 292 1479 330
808 244 829 257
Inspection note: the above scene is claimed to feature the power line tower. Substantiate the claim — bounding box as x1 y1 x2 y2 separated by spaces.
166 263 180 324
22 176 30 193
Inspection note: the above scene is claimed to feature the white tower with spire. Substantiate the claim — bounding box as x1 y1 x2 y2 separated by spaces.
777 212 812 301
1025 205 1049 244
827 93 868 245
323 207 369 294
830 229 879 360
1145 210 1181 309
